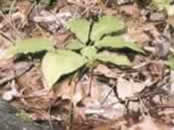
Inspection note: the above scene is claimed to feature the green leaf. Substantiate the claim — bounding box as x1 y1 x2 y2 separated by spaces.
67 18 90 43
152 0 170 10
95 36 144 53
152 0 174 16
96 52 131 66
7 38 54 56
91 16 125 41
80 46 97 60
41 50 87 88
65 39 85 50
166 55 174 70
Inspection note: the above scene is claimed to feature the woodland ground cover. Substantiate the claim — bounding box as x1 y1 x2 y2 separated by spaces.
0 0 174 130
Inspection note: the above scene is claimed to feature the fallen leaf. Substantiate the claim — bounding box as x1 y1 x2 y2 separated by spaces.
117 77 145 100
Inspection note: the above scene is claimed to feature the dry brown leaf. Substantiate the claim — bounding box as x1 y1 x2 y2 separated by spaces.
129 116 169 130
167 16 174 26
119 4 140 17
54 32 71 48
16 0 32 16
32 9 73 33
67 0 98 6
16 66 43 93
54 79 85 105
117 78 145 100
94 125 110 130
94 64 118 79
127 22 153 44
0 60 32 86
0 35 13 56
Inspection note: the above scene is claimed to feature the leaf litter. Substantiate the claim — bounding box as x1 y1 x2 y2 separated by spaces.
1 0 174 130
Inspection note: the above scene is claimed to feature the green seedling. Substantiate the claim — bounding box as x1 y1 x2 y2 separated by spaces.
6 16 144 88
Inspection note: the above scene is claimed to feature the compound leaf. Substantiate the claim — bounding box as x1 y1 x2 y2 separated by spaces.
91 16 125 41
42 50 87 88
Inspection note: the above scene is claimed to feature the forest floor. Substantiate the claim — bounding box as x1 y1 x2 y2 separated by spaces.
1 0 174 130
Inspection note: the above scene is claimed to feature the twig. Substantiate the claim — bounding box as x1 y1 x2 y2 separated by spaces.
19 2 36 29
8 0 17 16
0 10 22 40
101 89 113 105
48 103 54 130
67 73 80 130
0 30 16 45
138 96 150 116
88 68 94 96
